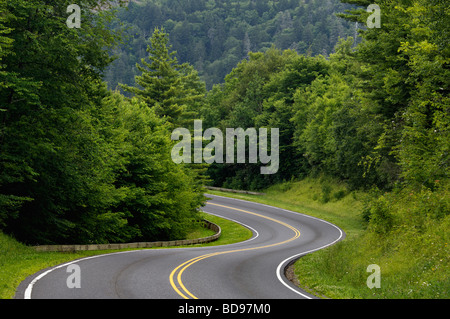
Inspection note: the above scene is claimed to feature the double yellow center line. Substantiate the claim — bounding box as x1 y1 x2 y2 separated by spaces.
169 203 301 299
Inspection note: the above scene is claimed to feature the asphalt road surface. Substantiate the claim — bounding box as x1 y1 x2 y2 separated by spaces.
16 194 345 299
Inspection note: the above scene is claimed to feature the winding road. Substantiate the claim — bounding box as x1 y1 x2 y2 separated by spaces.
16 194 344 299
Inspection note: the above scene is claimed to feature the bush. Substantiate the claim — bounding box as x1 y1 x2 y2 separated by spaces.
321 184 332 203
367 195 394 234
333 189 347 201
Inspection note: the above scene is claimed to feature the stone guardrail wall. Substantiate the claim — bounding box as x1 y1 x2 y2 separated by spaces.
33 220 221 253
204 186 265 196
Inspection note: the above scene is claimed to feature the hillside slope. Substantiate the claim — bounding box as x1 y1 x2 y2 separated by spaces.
104 0 355 90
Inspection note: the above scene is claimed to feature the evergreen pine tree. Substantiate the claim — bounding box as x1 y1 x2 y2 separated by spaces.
121 27 203 127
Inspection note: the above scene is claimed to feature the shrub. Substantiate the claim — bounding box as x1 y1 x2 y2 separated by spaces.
367 195 394 234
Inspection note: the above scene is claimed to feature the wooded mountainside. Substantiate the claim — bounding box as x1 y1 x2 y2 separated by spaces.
104 0 356 90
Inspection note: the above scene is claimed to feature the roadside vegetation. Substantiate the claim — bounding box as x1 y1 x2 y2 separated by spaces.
208 176 449 299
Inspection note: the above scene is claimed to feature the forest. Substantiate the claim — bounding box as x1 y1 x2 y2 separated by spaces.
0 0 448 262
104 0 356 90
0 0 206 245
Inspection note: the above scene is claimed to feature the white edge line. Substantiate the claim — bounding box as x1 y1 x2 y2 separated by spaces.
205 193 345 299
24 250 143 299
275 228 344 299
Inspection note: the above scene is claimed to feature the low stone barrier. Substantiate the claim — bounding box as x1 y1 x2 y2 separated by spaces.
204 186 265 196
33 220 221 253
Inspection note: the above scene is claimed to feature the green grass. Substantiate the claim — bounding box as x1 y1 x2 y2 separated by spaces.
197 212 253 247
206 176 449 299
0 212 252 299
0 233 104 299
184 218 217 240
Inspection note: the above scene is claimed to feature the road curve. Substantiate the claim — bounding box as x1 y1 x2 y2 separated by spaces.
15 194 345 299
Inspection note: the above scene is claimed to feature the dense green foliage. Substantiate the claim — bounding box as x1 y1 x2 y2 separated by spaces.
104 0 356 90
120 27 205 127
202 40 384 190
0 0 205 245
201 0 449 194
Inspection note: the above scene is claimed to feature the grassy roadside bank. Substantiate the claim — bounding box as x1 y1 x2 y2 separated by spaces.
207 177 449 299
0 213 252 299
